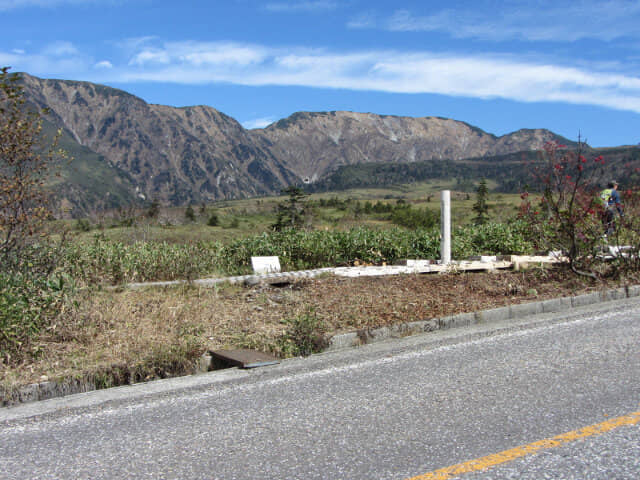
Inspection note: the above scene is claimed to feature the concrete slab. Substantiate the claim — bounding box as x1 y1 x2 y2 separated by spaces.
326 332 360 351
628 285 640 298
251 256 281 274
571 292 601 308
474 306 511 323
510 301 543 318
541 297 572 313
210 349 279 369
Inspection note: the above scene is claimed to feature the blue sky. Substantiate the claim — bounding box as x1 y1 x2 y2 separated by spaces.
2 0 640 147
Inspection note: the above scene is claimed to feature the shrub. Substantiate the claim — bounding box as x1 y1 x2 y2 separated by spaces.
185 205 196 222
76 218 92 232
519 139 622 277
207 212 219 227
0 248 76 364
453 221 533 258
390 205 438 229
276 311 328 357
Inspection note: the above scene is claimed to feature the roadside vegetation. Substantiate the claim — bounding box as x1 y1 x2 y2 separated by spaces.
2 66 640 400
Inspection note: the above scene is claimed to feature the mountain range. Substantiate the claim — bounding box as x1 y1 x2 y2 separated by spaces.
18 73 580 216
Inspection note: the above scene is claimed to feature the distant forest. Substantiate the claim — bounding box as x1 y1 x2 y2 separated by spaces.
307 151 540 193
307 146 640 193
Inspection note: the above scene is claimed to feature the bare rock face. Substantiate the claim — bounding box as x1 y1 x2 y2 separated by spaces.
254 111 563 182
20 74 298 206
17 73 570 211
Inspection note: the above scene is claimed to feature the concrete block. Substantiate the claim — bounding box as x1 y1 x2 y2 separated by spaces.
627 285 640 298
510 301 543 318
243 275 261 287
357 326 391 344
196 354 213 373
449 312 476 329
438 312 474 330
326 332 360 351
404 259 433 268
423 319 439 332
541 297 572 313
38 381 59 400
406 319 439 333
468 255 497 263
18 384 39 403
251 256 281 274
437 316 452 330
475 306 511 323
390 323 417 338
603 288 627 302
571 292 601 308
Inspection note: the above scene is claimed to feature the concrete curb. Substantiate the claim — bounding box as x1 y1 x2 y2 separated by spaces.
123 254 562 290
2 285 635 407
125 268 336 290
325 286 633 352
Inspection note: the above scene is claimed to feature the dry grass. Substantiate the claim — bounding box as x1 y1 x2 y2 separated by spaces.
1 266 618 392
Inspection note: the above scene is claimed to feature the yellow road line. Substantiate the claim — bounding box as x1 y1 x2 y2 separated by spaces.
407 411 640 480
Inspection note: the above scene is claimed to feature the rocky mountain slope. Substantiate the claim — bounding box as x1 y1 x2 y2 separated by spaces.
20 74 298 212
17 73 574 214
254 111 565 183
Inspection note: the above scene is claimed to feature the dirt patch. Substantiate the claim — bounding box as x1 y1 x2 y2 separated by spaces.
0 267 629 391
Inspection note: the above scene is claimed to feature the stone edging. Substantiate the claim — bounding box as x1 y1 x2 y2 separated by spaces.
325 285 640 351
2 284 638 407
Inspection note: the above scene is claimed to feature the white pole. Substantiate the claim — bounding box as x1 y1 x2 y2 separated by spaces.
441 190 451 265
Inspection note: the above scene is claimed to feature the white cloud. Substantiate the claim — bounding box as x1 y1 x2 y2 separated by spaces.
43 41 79 57
94 60 113 69
0 42 91 78
351 1 640 43
127 41 268 68
113 42 640 114
6 39 640 115
242 117 276 129
0 51 21 65
129 49 171 66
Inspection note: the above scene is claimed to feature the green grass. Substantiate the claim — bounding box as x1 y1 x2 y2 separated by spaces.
61 183 524 245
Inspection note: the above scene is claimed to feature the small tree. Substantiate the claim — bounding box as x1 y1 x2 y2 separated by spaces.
146 199 160 219
520 138 607 278
272 186 309 231
0 67 64 258
207 211 219 227
1 67 71 364
185 204 195 222
472 179 489 225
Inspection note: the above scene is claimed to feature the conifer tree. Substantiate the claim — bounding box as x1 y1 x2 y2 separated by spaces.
273 186 308 230
472 179 490 225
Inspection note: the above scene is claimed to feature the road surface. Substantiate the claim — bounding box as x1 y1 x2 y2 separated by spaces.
1 297 639 479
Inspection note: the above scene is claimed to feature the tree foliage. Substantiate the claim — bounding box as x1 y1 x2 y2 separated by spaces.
519 139 608 277
472 178 490 225
272 186 309 231
0 67 70 364
0 67 64 258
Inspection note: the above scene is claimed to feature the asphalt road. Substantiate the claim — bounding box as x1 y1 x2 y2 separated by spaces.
1 297 639 479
